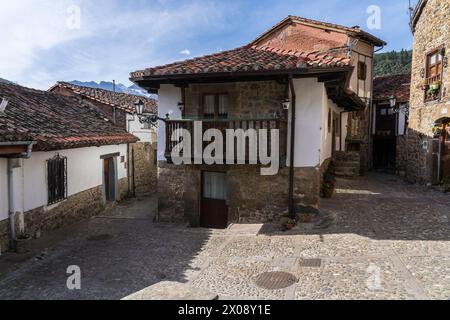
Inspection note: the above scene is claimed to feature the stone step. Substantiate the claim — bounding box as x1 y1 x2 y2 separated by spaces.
121 281 219 300
335 167 360 177
334 152 360 162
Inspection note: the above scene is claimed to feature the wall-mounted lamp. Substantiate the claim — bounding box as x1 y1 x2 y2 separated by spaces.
389 96 397 108
282 99 290 110
135 99 168 128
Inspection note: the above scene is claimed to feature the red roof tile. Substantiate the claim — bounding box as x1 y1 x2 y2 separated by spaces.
50 82 157 114
130 45 351 79
0 82 138 151
373 74 411 103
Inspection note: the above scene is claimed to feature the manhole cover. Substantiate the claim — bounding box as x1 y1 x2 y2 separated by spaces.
298 258 322 268
254 271 298 290
86 234 113 242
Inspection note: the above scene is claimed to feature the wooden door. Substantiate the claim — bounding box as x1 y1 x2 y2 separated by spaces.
103 158 116 201
442 124 450 179
201 172 228 229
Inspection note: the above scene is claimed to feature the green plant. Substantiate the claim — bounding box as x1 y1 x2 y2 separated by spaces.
280 217 296 231
16 232 31 240
443 176 450 192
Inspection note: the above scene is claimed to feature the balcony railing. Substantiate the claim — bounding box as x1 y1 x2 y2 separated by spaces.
165 117 287 164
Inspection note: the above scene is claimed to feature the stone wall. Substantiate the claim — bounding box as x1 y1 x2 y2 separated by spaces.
0 177 129 253
157 162 321 225
184 81 286 118
22 186 105 242
131 142 157 197
396 135 408 176
408 0 450 183
346 109 370 175
0 219 9 254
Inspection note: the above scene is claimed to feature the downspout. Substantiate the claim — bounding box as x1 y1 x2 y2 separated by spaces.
288 75 297 219
5 142 34 249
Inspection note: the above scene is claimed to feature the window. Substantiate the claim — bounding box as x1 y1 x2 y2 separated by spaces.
47 155 67 205
425 48 444 101
358 61 367 80
203 93 229 119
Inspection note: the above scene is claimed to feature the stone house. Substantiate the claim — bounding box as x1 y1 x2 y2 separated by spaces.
130 16 385 227
372 74 411 175
49 82 158 197
0 82 138 253
408 0 450 184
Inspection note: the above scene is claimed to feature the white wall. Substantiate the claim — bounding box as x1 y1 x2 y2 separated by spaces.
126 114 156 143
0 159 8 221
10 144 128 214
157 84 182 161
287 78 325 168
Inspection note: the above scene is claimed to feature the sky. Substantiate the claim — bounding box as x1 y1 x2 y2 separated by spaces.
0 0 415 90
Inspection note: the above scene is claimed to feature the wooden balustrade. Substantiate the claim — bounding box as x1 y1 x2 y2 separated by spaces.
164 118 287 164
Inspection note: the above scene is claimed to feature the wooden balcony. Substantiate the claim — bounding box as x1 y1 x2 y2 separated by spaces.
165 117 287 165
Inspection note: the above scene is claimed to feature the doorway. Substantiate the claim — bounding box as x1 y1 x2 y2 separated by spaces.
103 157 117 202
200 171 228 229
441 123 450 180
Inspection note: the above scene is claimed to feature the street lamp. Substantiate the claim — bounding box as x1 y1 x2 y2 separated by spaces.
134 99 168 128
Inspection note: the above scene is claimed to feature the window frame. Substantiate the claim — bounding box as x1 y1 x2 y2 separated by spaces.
202 93 229 119
47 154 68 205
424 46 445 102
358 61 367 81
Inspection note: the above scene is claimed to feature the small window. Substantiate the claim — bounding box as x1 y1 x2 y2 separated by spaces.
358 61 367 80
47 155 67 205
203 93 229 119
425 48 444 101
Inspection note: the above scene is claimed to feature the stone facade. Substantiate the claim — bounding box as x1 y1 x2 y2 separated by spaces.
131 142 157 197
0 177 129 252
184 81 287 119
158 162 325 225
0 219 9 254
396 135 408 176
408 0 450 184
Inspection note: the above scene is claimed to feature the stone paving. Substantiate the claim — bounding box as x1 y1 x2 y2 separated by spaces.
0 173 449 300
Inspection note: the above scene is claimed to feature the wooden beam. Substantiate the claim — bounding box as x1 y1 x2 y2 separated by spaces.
0 145 28 156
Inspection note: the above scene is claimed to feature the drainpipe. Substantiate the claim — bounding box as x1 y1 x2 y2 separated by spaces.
288 75 297 219
4 142 35 249
7 158 16 249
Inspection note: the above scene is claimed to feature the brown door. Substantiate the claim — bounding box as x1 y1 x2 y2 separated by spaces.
442 124 450 179
201 172 228 229
103 158 116 201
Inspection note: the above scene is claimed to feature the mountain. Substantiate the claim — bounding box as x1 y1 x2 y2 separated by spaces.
68 80 156 98
374 49 412 77
0 77 13 84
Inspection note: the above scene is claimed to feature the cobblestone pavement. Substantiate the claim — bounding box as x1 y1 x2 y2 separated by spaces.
0 173 449 300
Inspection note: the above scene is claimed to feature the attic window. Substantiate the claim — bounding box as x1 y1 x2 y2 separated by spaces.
358 62 367 80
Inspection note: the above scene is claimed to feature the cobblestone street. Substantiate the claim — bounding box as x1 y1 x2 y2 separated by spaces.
0 173 449 300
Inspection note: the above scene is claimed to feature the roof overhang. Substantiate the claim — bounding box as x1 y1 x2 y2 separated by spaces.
410 0 428 32
434 117 450 126
131 66 354 93
0 141 35 158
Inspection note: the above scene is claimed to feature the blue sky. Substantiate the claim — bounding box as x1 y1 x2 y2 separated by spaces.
0 0 415 90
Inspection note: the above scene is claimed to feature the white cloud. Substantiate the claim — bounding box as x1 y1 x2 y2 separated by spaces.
180 49 191 55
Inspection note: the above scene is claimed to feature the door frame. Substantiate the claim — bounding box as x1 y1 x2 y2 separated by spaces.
200 170 229 229
101 154 119 202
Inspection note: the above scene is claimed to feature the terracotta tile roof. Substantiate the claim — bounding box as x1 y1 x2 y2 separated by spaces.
0 82 138 151
373 74 411 103
251 15 386 47
130 45 351 79
50 82 158 114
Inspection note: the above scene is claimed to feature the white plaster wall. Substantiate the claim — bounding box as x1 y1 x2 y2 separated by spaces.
21 144 128 212
157 84 182 161
341 112 349 151
287 78 325 168
126 114 156 143
0 159 8 221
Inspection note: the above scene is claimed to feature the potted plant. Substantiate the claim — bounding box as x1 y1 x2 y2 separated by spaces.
280 217 297 231
321 181 336 198
14 232 32 254
428 81 441 97
443 176 450 193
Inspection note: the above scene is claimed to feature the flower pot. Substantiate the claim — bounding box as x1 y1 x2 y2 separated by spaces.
14 238 31 254
322 187 335 199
